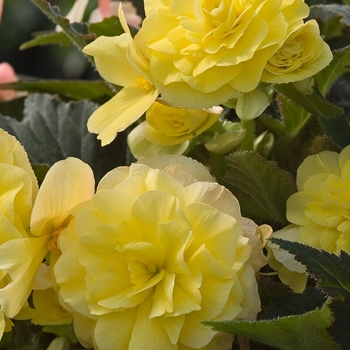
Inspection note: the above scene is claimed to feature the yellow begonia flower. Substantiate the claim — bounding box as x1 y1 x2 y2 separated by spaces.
54 155 266 349
0 129 38 319
136 0 309 109
145 101 222 146
83 6 158 146
127 121 190 160
289 145 350 253
0 156 94 320
261 20 332 84
267 145 350 292
127 100 222 159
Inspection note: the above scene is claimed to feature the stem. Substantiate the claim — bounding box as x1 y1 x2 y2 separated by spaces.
259 272 279 277
240 119 255 151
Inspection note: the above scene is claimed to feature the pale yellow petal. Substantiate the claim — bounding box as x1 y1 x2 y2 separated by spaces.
0 164 34 234
138 155 213 182
94 310 137 349
30 158 95 237
0 235 49 318
129 296 176 350
296 150 341 190
0 129 38 199
73 313 96 349
267 225 307 274
128 122 189 160
88 86 158 146
184 182 241 219
241 218 268 273
178 311 216 348
54 244 91 317
235 264 261 320
32 288 72 325
83 34 139 86
184 203 238 266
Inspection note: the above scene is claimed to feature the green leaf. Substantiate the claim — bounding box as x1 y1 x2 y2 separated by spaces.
0 80 116 101
0 93 128 182
43 324 77 343
213 151 297 225
88 17 126 37
259 279 326 321
327 299 350 347
317 113 350 150
203 302 338 350
274 83 344 119
275 83 350 149
311 4 350 27
315 46 350 96
270 239 350 300
20 31 72 49
276 93 311 138
269 239 350 348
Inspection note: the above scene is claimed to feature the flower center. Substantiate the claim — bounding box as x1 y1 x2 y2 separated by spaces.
125 241 165 296
48 227 65 253
136 76 153 91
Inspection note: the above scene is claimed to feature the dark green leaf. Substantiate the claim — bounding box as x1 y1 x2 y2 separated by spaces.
258 114 286 137
317 113 350 150
0 94 128 182
276 93 311 138
259 284 327 320
274 83 344 119
213 151 297 225
270 239 350 300
88 17 125 37
20 31 72 49
315 46 350 96
0 80 116 101
311 4 350 27
327 299 350 347
203 302 338 350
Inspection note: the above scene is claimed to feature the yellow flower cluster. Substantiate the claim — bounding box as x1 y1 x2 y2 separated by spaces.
268 145 350 292
0 130 266 348
83 0 332 146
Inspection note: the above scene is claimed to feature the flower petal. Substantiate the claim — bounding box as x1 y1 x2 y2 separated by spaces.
87 86 158 146
83 34 140 86
30 158 95 237
0 235 49 318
